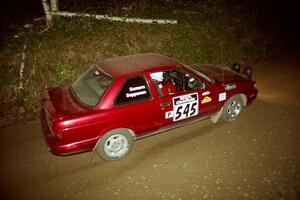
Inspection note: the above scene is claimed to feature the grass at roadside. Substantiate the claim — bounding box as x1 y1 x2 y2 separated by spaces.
0 1 276 127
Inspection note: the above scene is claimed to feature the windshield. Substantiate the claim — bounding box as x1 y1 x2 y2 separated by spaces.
71 66 113 107
182 64 215 83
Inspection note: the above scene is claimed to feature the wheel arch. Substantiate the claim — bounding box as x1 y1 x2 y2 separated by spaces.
211 93 246 123
93 127 136 151
109 127 136 138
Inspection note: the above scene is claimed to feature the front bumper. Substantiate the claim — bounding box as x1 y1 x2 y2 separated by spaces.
246 88 258 105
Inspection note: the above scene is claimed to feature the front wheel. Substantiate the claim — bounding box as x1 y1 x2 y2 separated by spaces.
96 129 133 161
222 95 243 122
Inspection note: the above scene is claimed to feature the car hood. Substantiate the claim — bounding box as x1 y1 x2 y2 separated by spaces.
193 64 249 83
42 86 89 119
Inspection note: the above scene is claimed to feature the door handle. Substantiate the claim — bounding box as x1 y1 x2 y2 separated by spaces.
160 101 171 107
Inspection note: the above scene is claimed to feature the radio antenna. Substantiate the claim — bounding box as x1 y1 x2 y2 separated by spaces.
220 40 224 85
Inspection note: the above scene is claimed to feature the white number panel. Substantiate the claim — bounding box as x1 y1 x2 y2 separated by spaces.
172 93 199 122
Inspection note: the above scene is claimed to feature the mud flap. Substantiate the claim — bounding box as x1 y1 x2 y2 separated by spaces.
210 108 223 123
89 138 101 162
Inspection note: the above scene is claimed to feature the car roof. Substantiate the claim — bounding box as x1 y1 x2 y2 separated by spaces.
97 53 179 77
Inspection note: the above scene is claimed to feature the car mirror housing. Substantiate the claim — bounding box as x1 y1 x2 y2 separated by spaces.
201 82 207 90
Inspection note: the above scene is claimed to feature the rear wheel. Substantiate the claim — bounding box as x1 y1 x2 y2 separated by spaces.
96 129 133 160
222 95 243 121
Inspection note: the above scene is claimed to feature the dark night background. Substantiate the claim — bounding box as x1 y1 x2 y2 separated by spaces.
1 0 300 49
0 1 299 200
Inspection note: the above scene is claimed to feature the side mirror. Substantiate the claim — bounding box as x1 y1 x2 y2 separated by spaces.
201 81 207 90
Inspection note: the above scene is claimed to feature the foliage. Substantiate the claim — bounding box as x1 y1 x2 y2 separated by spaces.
0 0 277 127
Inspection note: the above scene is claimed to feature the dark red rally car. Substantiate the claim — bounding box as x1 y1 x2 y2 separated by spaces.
41 53 258 160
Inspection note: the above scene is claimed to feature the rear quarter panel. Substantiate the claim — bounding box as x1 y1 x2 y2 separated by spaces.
57 110 116 148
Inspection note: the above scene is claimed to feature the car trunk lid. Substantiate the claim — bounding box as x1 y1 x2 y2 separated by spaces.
42 86 89 121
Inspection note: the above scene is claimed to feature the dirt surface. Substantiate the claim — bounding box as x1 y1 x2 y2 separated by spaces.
0 54 299 200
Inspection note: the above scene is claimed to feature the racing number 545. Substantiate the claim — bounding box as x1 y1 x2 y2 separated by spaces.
174 102 197 121
173 93 199 122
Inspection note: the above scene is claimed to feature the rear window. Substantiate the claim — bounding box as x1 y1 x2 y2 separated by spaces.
115 75 151 105
72 66 113 107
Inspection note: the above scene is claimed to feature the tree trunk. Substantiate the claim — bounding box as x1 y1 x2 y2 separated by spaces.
41 0 52 27
50 0 59 12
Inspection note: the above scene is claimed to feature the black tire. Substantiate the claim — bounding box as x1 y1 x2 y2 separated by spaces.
96 129 133 161
222 95 243 122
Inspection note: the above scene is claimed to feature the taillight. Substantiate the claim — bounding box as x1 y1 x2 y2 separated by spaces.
52 126 63 139
46 112 62 140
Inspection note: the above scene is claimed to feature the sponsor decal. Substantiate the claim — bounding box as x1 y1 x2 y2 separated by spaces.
129 85 146 92
225 83 236 91
218 92 226 101
165 111 174 119
201 91 210 96
201 96 212 104
126 85 147 98
126 91 146 98
172 93 199 121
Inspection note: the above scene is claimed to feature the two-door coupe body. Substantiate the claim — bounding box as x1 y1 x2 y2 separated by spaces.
41 53 258 160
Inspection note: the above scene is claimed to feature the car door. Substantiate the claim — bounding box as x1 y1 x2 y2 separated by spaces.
114 74 160 135
149 69 216 128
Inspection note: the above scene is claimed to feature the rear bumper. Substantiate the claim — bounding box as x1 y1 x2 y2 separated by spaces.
40 108 64 155
40 109 96 156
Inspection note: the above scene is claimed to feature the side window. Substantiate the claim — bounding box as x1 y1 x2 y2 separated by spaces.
150 69 203 97
115 75 151 105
